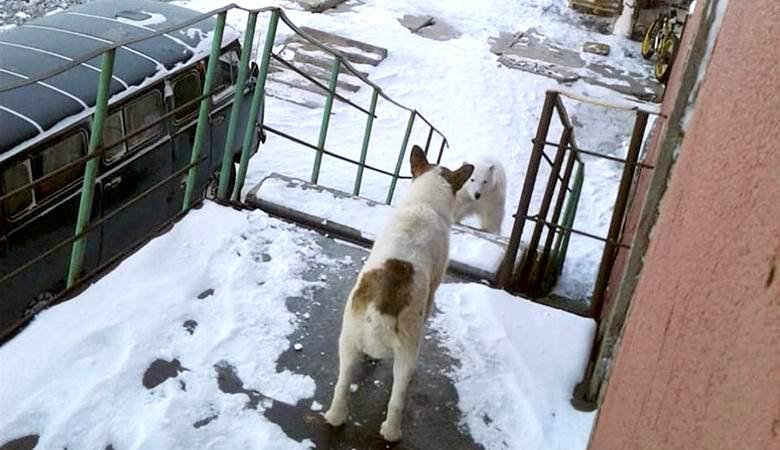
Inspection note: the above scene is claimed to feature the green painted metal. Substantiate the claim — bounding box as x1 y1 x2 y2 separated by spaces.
310 55 341 184
232 10 280 202
353 88 379 196
217 10 258 200
553 162 584 272
182 11 227 211
66 49 116 287
385 110 416 205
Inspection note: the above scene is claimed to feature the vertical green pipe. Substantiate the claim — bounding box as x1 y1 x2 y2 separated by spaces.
67 49 115 287
182 11 227 211
385 110 416 205
310 55 341 184
553 162 584 271
353 88 379 196
217 10 258 200
232 10 280 202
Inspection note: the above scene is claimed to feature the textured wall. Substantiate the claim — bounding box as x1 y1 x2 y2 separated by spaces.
590 0 780 448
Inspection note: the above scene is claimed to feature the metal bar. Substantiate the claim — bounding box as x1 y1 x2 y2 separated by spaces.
553 162 585 270
515 126 571 287
231 10 280 202
385 110 416 204
537 134 577 276
262 125 411 179
182 11 227 211
217 10 258 200
558 163 585 262
270 53 374 118
590 111 649 319
436 138 446 165
496 91 557 288
311 55 341 184
3 155 207 288
423 127 434 156
353 88 379 196
522 211 629 249
534 139 655 170
65 49 115 287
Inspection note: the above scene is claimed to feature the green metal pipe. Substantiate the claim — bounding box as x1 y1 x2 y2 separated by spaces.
385 110 416 205
67 49 116 287
310 55 341 184
553 162 584 271
182 11 227 211
353 88 379 196
217 10 258 200
232 10 280 202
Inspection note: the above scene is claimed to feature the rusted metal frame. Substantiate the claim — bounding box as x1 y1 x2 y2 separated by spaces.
534 139 655 170
269 53 375 118
423 126 434 156
1 154 208 288
436 138 447 165
513 125 571 287
524 214 630 249
496 91 557 288
537 132 577 277
539 148 574 191
262 125 411 179
589 111 649 319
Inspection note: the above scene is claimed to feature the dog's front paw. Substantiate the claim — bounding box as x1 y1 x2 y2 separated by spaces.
324 407 347 427
380 420 402 442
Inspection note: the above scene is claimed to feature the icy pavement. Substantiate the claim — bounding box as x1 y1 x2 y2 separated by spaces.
0 202 595 449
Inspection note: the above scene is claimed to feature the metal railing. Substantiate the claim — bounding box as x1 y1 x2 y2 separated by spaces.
497 90 652 317
0 4 449 337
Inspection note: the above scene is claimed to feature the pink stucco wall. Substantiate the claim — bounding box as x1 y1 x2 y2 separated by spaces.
590 0 780 448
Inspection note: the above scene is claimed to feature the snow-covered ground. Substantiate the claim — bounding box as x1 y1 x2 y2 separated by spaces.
0 0 659 448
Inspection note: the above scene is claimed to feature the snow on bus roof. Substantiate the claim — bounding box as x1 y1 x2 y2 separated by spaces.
0 0 240 162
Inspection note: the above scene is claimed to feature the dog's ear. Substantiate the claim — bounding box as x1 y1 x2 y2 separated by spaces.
445 164 474 193
488 164 495 172
410 145 431 178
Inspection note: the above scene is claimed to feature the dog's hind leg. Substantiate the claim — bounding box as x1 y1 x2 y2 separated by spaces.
324 332 360 426
380 343 418 442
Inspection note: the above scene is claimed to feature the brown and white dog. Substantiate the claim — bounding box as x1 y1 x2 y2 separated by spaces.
324 145 473 442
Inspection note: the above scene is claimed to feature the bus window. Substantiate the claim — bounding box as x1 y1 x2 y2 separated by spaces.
1 160 34 218
125 91 163 149
213 48 239 101
172 71 201 124
103 111 127 164
33 131 86 201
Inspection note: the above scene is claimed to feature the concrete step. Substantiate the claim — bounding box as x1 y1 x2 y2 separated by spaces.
245 173 515 284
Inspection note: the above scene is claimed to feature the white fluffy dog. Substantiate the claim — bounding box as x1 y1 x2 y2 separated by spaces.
454 156 507 234
324 145 473 442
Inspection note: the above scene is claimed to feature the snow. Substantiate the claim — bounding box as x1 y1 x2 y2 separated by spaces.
254 175 508 277
0 0 659 447
116 11 168 27
432 283 596 450
0 204 319 449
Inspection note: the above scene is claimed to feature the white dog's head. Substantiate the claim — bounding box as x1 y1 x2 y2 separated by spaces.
462 161 496 201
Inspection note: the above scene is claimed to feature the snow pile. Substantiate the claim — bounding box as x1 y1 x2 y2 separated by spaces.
0 204 324 449
431 283 597 450
254 175 508 277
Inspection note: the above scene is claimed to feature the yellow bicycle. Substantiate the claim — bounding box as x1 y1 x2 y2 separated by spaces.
641 9 683 83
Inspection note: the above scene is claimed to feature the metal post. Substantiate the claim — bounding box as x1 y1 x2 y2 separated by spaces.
515 126 571 289
182 11 227 211
553 162 584 271
436 138 446 165
589 111 649 318
311 55 341 184
496 91 557 288
232 10 279 202
217 10 258 200
385 110 416 205
423 127 434 156
537 135 577 277
353 88 379 196
67 49 115 287
230 9 279 202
